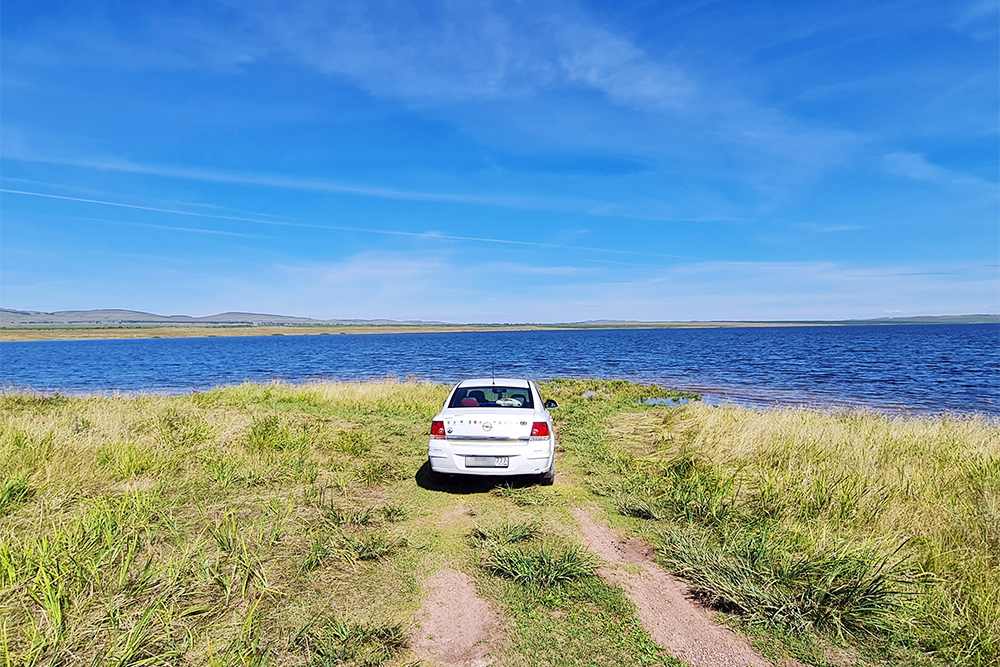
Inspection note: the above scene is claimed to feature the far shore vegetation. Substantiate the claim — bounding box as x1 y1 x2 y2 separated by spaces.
2 314 997 342
2 379 997 666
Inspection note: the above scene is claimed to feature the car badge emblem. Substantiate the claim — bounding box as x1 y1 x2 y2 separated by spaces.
482 422 492 432
520 421 527 426
446 427 453 434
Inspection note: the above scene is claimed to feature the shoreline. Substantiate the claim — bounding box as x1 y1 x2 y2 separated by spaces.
0 322 835 342
2 317 997 342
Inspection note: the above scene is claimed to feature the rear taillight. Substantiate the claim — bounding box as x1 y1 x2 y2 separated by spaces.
530 422 550 439
430 421 446 440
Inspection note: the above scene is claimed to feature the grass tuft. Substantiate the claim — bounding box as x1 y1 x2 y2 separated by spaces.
470 521 542 545
323 506 377 527
304 531 407 570
96 441 157 478
483 543 598 587
335 430 374 456
616 496 661 521
354 459 397 487
247 415 307 451
0 474 34 515
378 504 408 523
657 524 923 636
155 408 210 447
491 484 550 506
294 620 407 666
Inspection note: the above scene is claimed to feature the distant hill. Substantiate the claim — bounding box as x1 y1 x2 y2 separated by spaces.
837 315 1000 325
577 315 1000 325
1 308 996 328
0 308 443 327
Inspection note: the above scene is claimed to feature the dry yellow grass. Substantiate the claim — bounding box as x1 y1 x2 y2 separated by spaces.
0 321 827 342
603 401 1000 663
3 379 997 666
0 381 451 667
664 404 999 551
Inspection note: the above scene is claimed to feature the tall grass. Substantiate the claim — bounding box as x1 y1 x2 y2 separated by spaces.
544 378 1000 665
0 381 443 666
657 523 923 636
4 378 995 666
667 404 1000 660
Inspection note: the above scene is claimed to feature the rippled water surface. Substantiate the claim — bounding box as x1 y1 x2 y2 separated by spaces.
1 324 997 415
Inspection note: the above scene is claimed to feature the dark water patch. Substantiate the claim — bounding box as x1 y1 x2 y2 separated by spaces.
642 397 692 406
0 324 997 416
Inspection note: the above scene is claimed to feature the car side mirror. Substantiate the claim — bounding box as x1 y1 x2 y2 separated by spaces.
544 399 558 409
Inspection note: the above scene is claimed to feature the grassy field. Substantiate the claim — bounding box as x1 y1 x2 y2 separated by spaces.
1 380 997 666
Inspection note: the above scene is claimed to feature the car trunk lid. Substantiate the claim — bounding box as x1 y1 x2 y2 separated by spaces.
443 409 533 441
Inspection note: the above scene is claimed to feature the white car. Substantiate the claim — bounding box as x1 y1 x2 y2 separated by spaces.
427 378 557 485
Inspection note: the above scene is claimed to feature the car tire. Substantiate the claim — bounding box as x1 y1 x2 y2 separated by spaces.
539 458 555 486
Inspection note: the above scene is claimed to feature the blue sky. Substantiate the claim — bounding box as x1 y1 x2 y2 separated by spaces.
1 0 997 322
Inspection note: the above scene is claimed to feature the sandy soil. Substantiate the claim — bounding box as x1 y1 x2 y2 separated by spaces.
411 567 501 667
572 507 772 667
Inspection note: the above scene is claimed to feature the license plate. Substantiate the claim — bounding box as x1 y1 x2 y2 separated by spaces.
466 456 509 468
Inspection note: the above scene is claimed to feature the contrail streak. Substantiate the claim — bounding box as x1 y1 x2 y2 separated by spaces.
0 188 701 260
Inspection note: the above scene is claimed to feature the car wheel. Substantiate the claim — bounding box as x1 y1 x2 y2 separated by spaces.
539 459 555 486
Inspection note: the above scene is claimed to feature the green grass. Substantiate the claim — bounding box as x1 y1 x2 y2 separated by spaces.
475 562 686 667
293 619 409 666
0 381 442 666
656 522 922 635
482 543 598 586
1 378 996 666
540 378 999 666
470 520 542 544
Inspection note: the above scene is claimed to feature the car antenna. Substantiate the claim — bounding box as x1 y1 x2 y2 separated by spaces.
491 359 495 385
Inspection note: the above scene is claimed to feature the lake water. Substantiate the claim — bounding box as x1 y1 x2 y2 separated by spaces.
1 324 997 415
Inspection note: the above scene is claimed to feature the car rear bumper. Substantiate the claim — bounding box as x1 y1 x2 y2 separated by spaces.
428 438 553 476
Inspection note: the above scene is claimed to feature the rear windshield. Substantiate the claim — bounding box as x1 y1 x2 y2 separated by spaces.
448 386 534 409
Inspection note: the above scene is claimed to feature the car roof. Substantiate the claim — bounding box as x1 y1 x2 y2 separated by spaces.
456 378 530 388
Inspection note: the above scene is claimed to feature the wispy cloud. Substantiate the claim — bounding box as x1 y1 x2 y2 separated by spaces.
2 0 995 320
0 188 703 260
232 1 695 109
952 0 1000 38
883 151 945 181
793 222 865 233
2 153 731 224
882 151 997 196
250 256 1000 322
3 0 861 200
14 211 265 238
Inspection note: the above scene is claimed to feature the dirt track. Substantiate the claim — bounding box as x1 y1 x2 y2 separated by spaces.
572 507 771 667
411 567 502 667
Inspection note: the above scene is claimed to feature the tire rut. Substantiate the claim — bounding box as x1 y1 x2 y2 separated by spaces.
411 567 501 667
572 507 771 667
